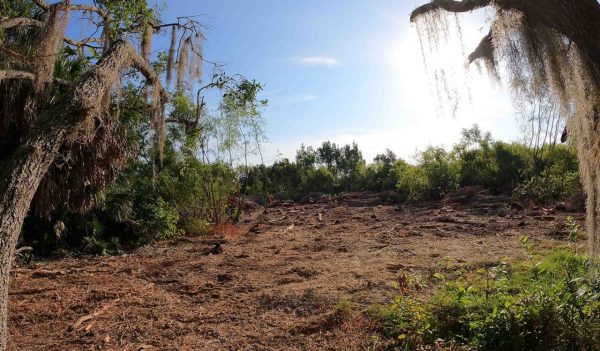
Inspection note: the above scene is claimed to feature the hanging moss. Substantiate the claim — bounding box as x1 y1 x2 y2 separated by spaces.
166 26 176 86
176 36 190 91
412 3 600 257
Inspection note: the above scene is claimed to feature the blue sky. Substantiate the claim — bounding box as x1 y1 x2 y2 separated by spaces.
153 1 520 162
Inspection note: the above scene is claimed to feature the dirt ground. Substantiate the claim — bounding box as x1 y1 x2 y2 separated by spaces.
8 190 583 350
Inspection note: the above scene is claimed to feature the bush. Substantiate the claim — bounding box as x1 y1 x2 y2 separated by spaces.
371 249 600 350
136 197 180 242
513 170 580 205
492 142 531 193
301 166 335 193
364 152 402 192
419 147 460 199
396 163 429 202
182 218 210 236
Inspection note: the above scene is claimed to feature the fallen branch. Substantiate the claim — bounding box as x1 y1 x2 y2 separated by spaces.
68 298 120 332
14 246 33 255
31 269 67 278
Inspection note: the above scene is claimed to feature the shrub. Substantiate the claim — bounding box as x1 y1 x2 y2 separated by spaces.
513 168 581 205
364 153 403 192
301 166 335 193
492 142 531 193
419 147 460 199
396 163 429 202
182 218 210 236
136 197 181 242
371 249 600 350
80 216 123 256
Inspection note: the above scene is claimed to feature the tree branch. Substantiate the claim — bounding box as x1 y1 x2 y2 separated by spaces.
410 0 491 22
33 0 50 10
63 36 106 47
0 70 34 81
32 0 108 18
130 51 168 102
0 70 74 87
468 31 495 64
67 4 108 18
0 17 44 29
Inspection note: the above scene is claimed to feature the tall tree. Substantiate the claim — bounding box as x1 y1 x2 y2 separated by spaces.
411 0 600 259
0 1 207 348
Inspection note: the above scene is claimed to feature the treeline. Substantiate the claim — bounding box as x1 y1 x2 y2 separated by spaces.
21 79 266 256
244 125 581 204
20 123 581 257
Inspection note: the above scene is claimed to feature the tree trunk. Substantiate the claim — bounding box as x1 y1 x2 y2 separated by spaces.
0 40 157 349
0 123 68 350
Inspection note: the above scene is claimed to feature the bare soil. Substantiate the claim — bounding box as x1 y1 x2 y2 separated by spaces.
8 191 582 350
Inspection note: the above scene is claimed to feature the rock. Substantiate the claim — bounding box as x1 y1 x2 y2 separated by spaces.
217 274 233 283
510 202 525 211
437 215 457 223
534 215 556 221
210 243 223 255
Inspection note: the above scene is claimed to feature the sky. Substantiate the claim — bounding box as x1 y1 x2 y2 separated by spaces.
152 1 521 163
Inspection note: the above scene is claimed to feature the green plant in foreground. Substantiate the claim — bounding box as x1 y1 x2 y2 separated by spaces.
371 249 600 351
565 216 583 242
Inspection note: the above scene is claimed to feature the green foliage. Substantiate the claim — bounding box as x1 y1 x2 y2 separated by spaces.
81 216 122 256
296 144 318 169
337 143 366 191
565 216 584 242
371 249 600 350
513 146 580 204
365 150 401 191
301 167 336 193
268 159 303 198
137 197 180 242
396 163 429 202
419 147 460 199
182 218 210 236
243 126 580 206
96 0 157 39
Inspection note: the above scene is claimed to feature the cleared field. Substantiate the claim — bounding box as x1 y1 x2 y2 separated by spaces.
9 192 580 350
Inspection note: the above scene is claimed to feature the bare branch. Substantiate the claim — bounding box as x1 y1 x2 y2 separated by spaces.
63 36 106 47
0 17 44 29
410 0 491 22
131 51 167 101
14 246 33 255
33 0 50 11
0 69 35 81
32 0 109 18
0 69 75 87
67 4 108 19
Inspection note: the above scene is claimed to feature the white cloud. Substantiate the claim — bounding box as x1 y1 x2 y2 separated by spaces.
294 56 341 67
275 94 317 105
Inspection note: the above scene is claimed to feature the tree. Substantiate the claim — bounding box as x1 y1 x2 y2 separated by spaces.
411 0 600 258
296 144 317 169
337 142 366 191
0 0 211 347
316 141 340 171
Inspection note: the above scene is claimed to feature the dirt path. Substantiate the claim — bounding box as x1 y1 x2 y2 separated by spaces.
8 193 580 350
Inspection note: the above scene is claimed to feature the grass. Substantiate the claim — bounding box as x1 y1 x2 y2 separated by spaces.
370 243 600 350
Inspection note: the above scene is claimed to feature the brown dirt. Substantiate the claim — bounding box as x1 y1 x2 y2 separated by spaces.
8 192 583 350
